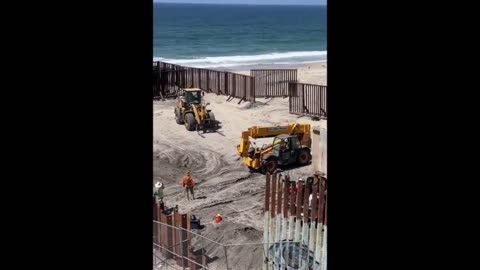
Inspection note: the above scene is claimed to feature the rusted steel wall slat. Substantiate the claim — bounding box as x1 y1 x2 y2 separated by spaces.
271 173 277 218
263 173 271 270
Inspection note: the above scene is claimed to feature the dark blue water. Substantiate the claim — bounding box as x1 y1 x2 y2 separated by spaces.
154 3 326 68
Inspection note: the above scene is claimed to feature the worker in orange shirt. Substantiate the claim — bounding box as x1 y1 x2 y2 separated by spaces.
214 213 222 223
182 170 195 200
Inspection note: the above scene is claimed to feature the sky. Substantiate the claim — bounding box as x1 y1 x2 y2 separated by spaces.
153 0 326 6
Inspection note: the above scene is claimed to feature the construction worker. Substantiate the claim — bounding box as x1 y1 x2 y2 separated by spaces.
182 170 195 200
297 178 304 192
154 181 165 203
214 213 222 224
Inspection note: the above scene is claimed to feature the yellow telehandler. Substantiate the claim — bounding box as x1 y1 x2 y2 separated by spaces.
236 123 312 173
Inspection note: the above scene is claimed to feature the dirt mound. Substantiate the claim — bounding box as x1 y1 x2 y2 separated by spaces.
154 142 227 178
238 101 252 109
191 221 264 270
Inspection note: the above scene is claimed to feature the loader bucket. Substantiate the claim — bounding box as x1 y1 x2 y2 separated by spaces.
200 119 217 133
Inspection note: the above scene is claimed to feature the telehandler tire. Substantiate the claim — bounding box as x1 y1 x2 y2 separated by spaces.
261 156 278 174
297 149 311 165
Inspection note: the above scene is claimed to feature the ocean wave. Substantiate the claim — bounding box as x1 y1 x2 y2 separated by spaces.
153 51 326 68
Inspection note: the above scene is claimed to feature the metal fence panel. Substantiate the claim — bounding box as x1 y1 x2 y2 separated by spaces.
251 69 297 97
153 61 255 103
288 82 327 119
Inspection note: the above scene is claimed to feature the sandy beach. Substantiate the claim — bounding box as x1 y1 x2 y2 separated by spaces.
233 62 327 86
153 64 326 269
295 62 327 85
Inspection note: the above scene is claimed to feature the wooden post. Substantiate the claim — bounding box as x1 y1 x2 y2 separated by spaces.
181 214 189 269
265 70 268 98
153 201 159 246
232 74 236 97
205 69 208 91
287 176 295 268
244 75 247 102
302 84 306 114
310 175 320 260
178 214 186 270
165 215 174 259
294 180 304 266
173 211 180 264
275 172 282 268
252 76 256 103
321 199 327 270
217 71 220 94
224 72 229 96
315 177 326 264
302 181 311 268
282 175 289 269
269 172 277 270
263 173 271 270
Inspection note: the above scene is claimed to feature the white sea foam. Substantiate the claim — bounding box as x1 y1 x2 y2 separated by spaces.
154 51 326 68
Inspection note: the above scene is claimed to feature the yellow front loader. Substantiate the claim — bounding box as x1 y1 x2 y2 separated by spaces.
174 88 218 133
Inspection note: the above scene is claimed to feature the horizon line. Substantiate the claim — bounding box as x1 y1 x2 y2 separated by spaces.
153 2 326 7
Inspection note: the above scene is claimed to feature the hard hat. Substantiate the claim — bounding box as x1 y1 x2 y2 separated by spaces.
155 181 163 188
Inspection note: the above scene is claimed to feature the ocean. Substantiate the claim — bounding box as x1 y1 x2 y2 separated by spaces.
153 3 326 69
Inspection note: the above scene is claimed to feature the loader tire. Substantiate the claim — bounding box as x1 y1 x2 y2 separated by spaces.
297 149 311 165
184 113 196 131
174 107 184 124
208 111 215 122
